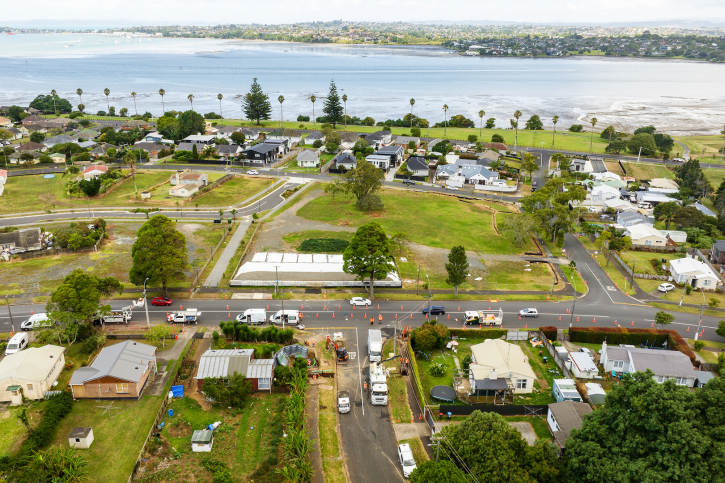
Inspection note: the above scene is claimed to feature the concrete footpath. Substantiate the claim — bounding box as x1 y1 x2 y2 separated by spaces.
203 217 252 287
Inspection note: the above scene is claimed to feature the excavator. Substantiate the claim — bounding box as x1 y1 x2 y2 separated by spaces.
327 332 349 363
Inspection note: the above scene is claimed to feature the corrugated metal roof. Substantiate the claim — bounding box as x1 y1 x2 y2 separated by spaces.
246 359 273 379
0 345 65 382
196 349 253 380
69 340 155 385
191 430 213 444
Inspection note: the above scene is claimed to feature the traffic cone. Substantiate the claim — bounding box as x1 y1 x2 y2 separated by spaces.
398 417 400 423
419 414 423 420
547 294 549 300
267 304 269 309
339 305 341 310
324 305 327 310
225 294 228 299
631 321 634 326
410 314 413 318
463 324 466 330
171 327 174 334
687 326 689 331
447 314 450 319
558 316 561 321
365 313 367 318
576 317 579 322
458 306 460 311
425 314 428 319
479 324 482 329
518 315 521 320
180 304 183 310
269 295 271 299
351 314 353 319
353 305 355 310
566 308 570 313
525 324 527 329
410 416 413 423
226 304 229 310
182 325 185 333
377 304 380 309
395 314 398 318
593 318 596 323
401 305 403 310
31 309 34 314
332 313 335 318
301 304 303 309
300 312 304 318
228 313 230 317
316 313 318 318
651 323 654 327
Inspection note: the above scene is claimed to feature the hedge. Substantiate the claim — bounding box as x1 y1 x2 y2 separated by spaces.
539 326 558 341
16 391 74 460
569 327 696 364
449 329 507 340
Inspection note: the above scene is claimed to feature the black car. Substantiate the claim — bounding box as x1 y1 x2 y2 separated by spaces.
422 306 446 315
403 179 416 186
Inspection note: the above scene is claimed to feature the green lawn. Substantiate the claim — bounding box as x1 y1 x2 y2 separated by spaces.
674 135 725 162
383 339 412 423
190 176 274 207
51 396 163 483
318 379 346 483
505 416 552 442
297 189 530 255
704 168 725 188
620 162 674 181
415 350 458 406
516 342 558 405
0 408 28 456
282 230 354 252
617 250 685 275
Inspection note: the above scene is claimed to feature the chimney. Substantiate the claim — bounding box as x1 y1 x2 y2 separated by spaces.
489 369 497 380
602 340 607 353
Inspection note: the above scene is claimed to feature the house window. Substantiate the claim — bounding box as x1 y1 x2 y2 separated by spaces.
613 360 624 370
515 379 527 390
704 279 712 287
258 378 271 390
27 384 33 391
676 377 688 385
645 240 652 246
116 383 129 394
656 376 666 383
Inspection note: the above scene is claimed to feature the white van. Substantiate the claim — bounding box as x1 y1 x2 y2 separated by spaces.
20 313 53 331
638 202 652 209
269 310 300 326
236 309 267 325
5 332 29 356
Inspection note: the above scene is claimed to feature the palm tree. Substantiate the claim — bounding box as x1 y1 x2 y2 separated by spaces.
131 92 138 115
513 110 522 151
342 94 348 131
409 98 415 128
187 94 194 111
217 93 224 121
442 104 449 138
277 95 284 129
552 115 559 147
590 117 598 151
104 88 110 113
202 145 217 159
310 95 317 130
50 89 58 116
159 89 166 115
478 110 485 139
76 88 83 106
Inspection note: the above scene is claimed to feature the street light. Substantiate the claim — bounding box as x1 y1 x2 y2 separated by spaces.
695 287 705 341
426 274 432 316
5 299 15 334
143 277 150 329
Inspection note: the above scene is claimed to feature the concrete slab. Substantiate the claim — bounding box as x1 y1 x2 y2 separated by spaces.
509 421 536 446
393 423 430 441
231 293 270 300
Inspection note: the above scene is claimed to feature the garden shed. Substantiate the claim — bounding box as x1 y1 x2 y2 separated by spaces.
191 429 214 452
68 427 94 449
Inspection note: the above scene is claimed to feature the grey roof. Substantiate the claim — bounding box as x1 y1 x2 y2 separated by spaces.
297 150 319 162
90 144 118 155
244 143 279 154
694 202 716 218
605 346 696 378
474 378 509 390
246 359 273 379
339 132 361 142
69 340 156 385
177 142 196 152
274 345 308 369
376 145 404 156
306 131 325 140
365 131 386 141
196 349 253 380
478 150 500 162
437 164 459 177
77 141 98 149
216 144 240 155
0 228 41 250
549 401 592 448
459 164 495 180
591 159 607 173
617 211 649 223
713 240 725 252
69 427 92 439
696 370 716 386
191 429 213 444
394 136 419 144
44 135 77 146
133 142 164 152
215 125 241 133
406 156 429 172
334 152 357 166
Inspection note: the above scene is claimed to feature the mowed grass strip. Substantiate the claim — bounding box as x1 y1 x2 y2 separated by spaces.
318 380 346 483
382 339 412 423
297 189 527 255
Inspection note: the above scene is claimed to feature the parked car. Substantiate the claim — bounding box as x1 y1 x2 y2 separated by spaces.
403 179 416 186
349 297 372 307
445 186 459 191
531 187 537 192
397 443 417 478
151 297 173 306
422 306 446 315
578 347 595 359
532 181 537 186
658 283 675 293
599 214 613 221
519 308 539 318
247 170 259 175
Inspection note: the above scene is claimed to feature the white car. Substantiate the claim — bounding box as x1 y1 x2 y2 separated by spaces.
247 170 259 175
445 186 459 191
658 283 675 293
349 297 371 307
519 308 539 318
397 443 417 478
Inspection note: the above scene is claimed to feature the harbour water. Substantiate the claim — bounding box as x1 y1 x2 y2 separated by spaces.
1 34 723 135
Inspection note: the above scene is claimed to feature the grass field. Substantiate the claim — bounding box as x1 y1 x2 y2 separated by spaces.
617 250 685 275
674 136 725 161
414 350 459 406
297 189 530 255
0 407 28 456
189 176 274 207
505 416 552 441
621 162 674 181
383 339 412 423
704 168 725 187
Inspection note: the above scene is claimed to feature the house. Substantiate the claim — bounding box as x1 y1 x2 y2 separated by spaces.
711 240 725 264
73 131 100 140
426 139 444 152
264 139 290 155
0 227 42 251
83 165 109 180
662 230 687 244
547 401 593 453
477 150 500 165
571 158 592 173
669 256 720 289
334 152 357 170
169 183 199 197
366 154 392 171
484 142 508 151
635 192 677 206
552 379 582 403
49 152 67 163
339 132 362 150
132 142 165 157
305 131 326 144
241 128 260 142
242 143 279 164
600 341 697 387
365 131 392 145
297 149 320 168
3 128 23 140
44 134 77 147
568 352 599 378
694 202 717 218
626 224 668 247
216 144 241 157
170 171 209 187
16 141 46 152
695 370 716 388
266 129 303 145
584 383 606 405
183 134 216 145
617 211 653 228
191 430 214 452
468 339 536 395
0 345 66 404
77 141 98 150
0 169 6 197
69 340 157 399
459 165 499 185
214 125 242 137
649 178 679 190
405 156 430 176
394 136 420 148
68 427 94 449
0 116 11 127
604 198 638 212
590 185 620 201
196 349 273 392
142 132 163 143
89 144 118 158
21 115 45 125
375 145 405 166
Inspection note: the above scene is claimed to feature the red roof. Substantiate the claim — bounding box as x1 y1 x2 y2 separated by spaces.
83 165 109 174
0 169 7 179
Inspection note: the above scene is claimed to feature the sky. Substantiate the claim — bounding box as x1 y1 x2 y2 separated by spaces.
3 0 724 27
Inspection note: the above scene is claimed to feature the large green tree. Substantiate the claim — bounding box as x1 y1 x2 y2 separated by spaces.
343 222 395 298
242 78 271 125
441 411 562 483
445 245 469 296
524 114 543 130
627 133 658 157
410 460 468 483
322 80 344 128
7 105 26 123
202 372 252 408
29 94 72 114
521 178 584 244
567 372 725 483
676 158 712 199
501 213 538 248
653 201 681 229
342 159 385 201
129 215 189 295
177 110 205 139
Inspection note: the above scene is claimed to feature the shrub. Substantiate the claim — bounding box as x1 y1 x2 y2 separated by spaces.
569 124 583 132
448 329 507 339
467 134 478 143
16 392 74 459
297 115 310 122
298 238 349 253
540 326 558 341
312 139 323 148
462 355 473 370
81 333 106 354
569 327 696 363
694 340 705 351
212 330 220 342
491 134 505 143
429 363 446 377
355 194 384 212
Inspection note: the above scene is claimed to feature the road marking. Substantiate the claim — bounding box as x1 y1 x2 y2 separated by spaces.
613 302 649 307
607 286 617 291
349 352 356 360
355 327 364 417
584 262 615 303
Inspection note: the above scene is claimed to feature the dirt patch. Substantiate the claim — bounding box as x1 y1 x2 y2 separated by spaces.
167 419 193 439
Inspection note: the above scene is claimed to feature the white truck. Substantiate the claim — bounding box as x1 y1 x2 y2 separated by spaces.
236 309 266 325
338 391 350 414
464 308 503 327
96 306 133 325
369 362 389 405
269 310 300 326
20 313 54 331
168 309 201 324
368 329 383 362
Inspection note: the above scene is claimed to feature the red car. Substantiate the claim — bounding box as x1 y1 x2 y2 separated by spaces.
151 297 173 306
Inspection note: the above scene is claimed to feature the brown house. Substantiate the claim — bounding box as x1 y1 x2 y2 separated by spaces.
69 340 157 399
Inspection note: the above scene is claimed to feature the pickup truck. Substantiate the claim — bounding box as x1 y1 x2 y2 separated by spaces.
168 309 201 324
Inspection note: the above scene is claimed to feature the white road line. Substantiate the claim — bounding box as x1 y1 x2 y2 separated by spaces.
356 327 364 417
584 262 615 304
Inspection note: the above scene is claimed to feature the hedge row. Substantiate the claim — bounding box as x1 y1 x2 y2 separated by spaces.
539 326 558 341
449 329 507 340
569 327 696 363
16 392 74 460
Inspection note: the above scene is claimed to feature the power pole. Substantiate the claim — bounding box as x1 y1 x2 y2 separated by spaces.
5 299 15 334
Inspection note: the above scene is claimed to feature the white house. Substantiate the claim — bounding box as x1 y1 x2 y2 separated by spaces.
365 154 391 170
547 401 593 452
334 152 357 170
170 171 208 187
626 224 668 247
305 131 326 144
617 211 653 228
169 183 199 198
82 165 109 180
68 427 94 449
600 341 697 387
669 256 720 289
297 149 320 168
590 185 620 201
568 352 599 378
183 134 216 144
0 345 66 403
468 339 536 394
662 230 687 244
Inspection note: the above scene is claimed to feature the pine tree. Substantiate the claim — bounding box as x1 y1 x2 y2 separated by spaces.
242 78 271 125
192 143 198 158
322 80 344 128
445 245 469 296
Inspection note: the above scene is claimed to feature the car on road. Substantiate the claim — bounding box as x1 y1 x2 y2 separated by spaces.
445 186 459 191
519 308 539 318
403 179 416 186
532 181 537 186
658 283 676 293
422 305 446 315
151 297 173 306
397 443 417 478
349 297 372 307
531 187 537 192
673 158 685 163
247 170 259 175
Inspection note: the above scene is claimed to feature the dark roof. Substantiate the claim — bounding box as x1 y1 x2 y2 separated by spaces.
474 378 509 390
215 125 241 133
0 228 41 250
713 240 725 252
132 142 164 152
69 340 155 385
69 427 93 439
365 132 385 141
216 144 240 155
244 143 279 154
177 142 196 152
549 401 592 447
17 141 45 151
376 145 404 155
591 159 607 173
406 157 429 172
306 131 324 140
334 152 357 165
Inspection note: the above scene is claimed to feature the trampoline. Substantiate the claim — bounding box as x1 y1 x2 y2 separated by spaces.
43 174 56 179
431 385 456 402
